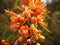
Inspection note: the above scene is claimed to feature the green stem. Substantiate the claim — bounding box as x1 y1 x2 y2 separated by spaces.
11 34 19 44
6 32 16 41
40 23 52 34
14 0 19 9
0 30 8 40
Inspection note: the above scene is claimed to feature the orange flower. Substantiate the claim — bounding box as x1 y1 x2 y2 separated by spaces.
10 16 18 23
36 43 41 45
30 24 35 30
29 0 35 10
30 24 39 35
22 0 28 6
34 8 42 15
18 36 23 42
18 16 25 22
6 0 46 44
36 15 42 22
31 17 37 22
23 43 27 45
30 0 45 15
37 34 45 41
10 23 20 31
31 16 42 23
35 0 42 8
25 11 31 18
23 33 29 39
20 26 26 31
1 40 10 45
32 28 39 35
28 10 34 14
31 36 38 41
19 26 29 38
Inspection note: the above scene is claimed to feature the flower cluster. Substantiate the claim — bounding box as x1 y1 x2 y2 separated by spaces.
0 40 10 45
5 0 46 45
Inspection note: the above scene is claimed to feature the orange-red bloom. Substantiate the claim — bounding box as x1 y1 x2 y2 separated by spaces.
6 0 46 44
22 0 28 6
10 23 20 31
29 0 35 10
18 16 25 22
0 40 10 45
24 11 31 18
31 17 37 22
30 24 39 35
19 26 29 38
10 16 18 23
18 36 23 42
34 8 42 15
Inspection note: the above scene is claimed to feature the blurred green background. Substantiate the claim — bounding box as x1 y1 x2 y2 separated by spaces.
0 0 60 45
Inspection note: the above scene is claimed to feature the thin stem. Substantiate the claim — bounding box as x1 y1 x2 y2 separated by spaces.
6 32 16 41
0 30 8 40
12 34 19 44
14 0 19 9
39 22 52 34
